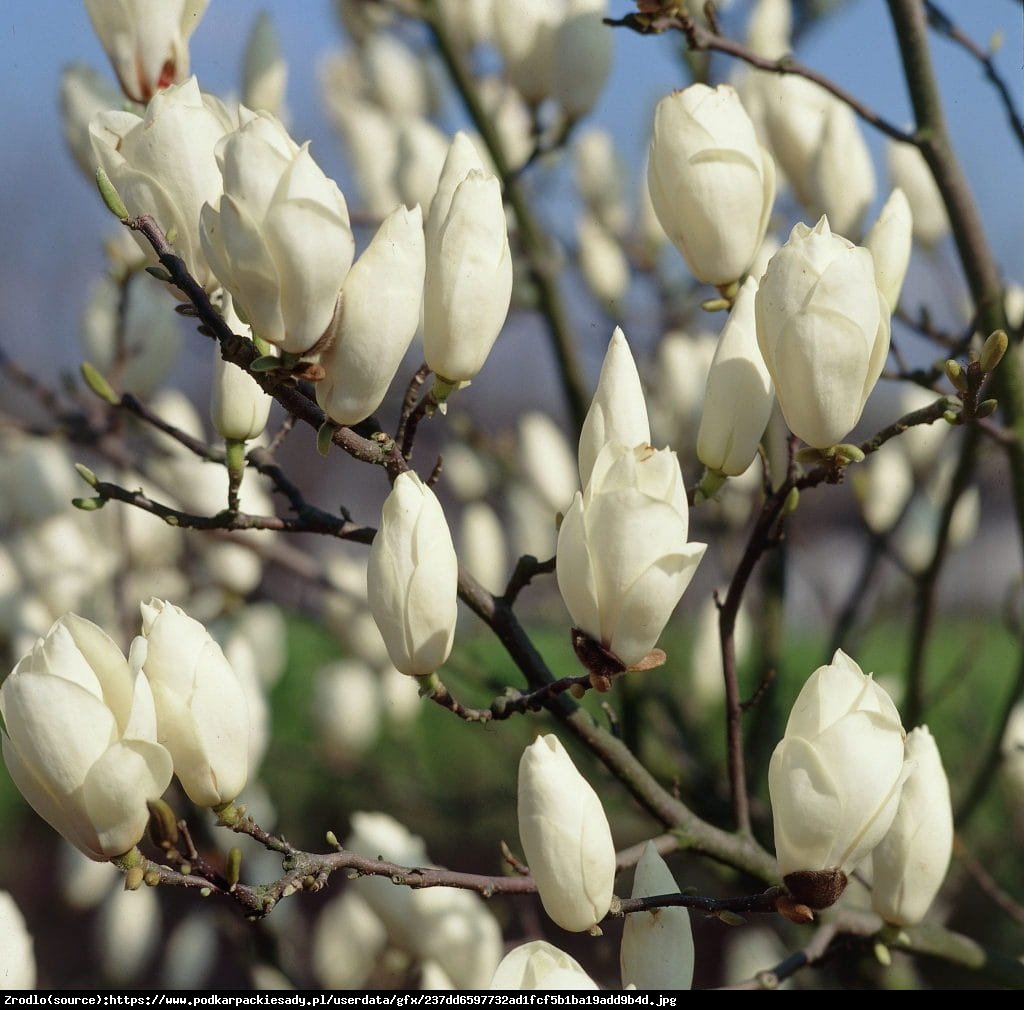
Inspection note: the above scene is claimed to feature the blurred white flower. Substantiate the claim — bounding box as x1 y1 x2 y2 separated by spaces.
0 891 36 990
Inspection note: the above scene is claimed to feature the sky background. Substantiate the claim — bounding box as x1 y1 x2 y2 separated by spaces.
0 0 1020 461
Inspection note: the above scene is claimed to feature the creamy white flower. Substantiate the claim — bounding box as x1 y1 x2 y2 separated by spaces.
97 884 160 984
768 649 907 907
242 12 287 118
135 599 249 806
200 110 354 354
648 84 775 287
552 0 612 121
82 273 183 398
574 129 629 237
755 216 890 449
864 189 913 315
518 411 579 516
697 276 774 477
90 78 237 291
745 0 792 58
761 75 874 236
366 472 458 677
411 886 503 990
556 441 706 668
887 140 949 249
84 0 208 103
210 299 272 442
869 726 953 926
460 501 507 596
317 204 425 427
0 891 36 990
578 328 651 489
517 734 616 932
493 0 560 107
394 118 451 213
59 64 122 178
312 659 382 765
489 940 599 990
423 135 513 383
0 614 172 860
620 842 694 990
312 891 387 990
577 213 630 312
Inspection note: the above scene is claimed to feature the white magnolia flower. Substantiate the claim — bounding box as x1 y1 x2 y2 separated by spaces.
517 734 616 932
366 472 459 678
84 0 208 103
557 441 706 668
755 217 890 449
0 614 172 860
870 726 953 926
768 649 907 908
648 84 775 287
135 599 249 807
200 110 354 354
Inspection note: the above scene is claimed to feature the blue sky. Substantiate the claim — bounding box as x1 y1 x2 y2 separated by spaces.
0 1 1020 385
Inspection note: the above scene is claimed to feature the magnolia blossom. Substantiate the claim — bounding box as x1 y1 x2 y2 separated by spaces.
134 599 249 807
755 216 890 449
697 276 774 477
0 614 172 860
200 110 355 355
82 273 182 397
59 64 122 178
242 12 287 117
317 204 425 426
869 726 953 926
648 84 775 287
84 0 208 103
620 842 694 990
423 133 513 383
517 735 616 932
493 0 560 107
0 891 36 989
577 328 651 488
518 411 579 515
864 189 913 312
312 891 387 990
489 941 599 991
210 299 272 442
90 77 237 291
577 213 630 311
760 75 875 237
768 650 907 908
887 140 949 249
366 472 459 677
552 0 612 121
556 441 706 668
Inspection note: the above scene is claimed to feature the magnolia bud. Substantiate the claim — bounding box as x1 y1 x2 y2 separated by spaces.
578 328 651 489
84 0 208 103
869 726 953 926
318 204 425 426
517 735 616 932
210 313 272 442
648 84 776 288
552 0 612 121
577 213 630 312
887 140 950 249
0 614 173 860
423 135 513 383
135 599 250 807
489 940 599 990
755 217 890 449
864 189 913 312
200 111 354 354
768 650 907 908
493 0 559 107
366 472 458 677
0 891 36 989
620 842 694 990
242 12 287 118
697 276 774 477
90 78 238 291
557 442 705 668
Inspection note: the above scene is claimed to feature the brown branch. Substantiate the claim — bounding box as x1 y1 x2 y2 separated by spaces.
612 886 782 917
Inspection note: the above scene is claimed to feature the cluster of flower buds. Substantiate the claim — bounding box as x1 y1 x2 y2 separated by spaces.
0 602 250 862
769 650 953 922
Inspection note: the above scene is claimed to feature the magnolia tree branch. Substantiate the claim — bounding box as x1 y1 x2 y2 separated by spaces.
604 9 914 143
